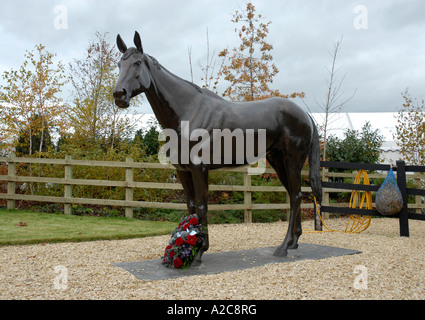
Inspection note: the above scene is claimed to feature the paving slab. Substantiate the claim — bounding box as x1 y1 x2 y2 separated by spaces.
113 243 361 281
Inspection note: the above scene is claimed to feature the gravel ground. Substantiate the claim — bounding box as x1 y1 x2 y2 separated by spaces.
0 217 424 300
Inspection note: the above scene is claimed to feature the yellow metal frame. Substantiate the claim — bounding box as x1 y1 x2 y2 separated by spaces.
307 170 372 233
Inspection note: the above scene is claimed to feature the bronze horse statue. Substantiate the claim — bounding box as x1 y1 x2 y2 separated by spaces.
113 31 322 264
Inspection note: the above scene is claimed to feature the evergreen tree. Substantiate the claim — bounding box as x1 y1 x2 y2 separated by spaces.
326 122 384 165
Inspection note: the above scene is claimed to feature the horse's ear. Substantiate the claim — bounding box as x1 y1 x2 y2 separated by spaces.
134 31 143 53
117 34 127 53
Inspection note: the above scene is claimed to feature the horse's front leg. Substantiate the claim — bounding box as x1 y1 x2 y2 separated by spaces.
176 170 196 215
190 164 209 264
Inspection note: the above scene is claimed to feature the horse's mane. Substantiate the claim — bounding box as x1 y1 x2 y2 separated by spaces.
145 54 203 94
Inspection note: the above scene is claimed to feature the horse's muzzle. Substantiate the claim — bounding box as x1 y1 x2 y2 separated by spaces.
114 98 129 109
113 88 130 108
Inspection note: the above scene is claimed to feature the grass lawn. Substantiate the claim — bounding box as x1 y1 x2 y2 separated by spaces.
0 209 176 246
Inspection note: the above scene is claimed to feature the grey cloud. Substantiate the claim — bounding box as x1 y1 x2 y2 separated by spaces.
0 0 423 114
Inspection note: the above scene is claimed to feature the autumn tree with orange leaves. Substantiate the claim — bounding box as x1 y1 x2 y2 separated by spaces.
218 2 304 102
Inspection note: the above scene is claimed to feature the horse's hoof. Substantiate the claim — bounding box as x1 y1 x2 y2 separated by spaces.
288 243 298 250
273 246 288 257
192 249 204 268
191 259 202 267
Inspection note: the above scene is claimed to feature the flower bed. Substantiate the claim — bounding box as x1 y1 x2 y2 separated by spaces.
162 214 205 269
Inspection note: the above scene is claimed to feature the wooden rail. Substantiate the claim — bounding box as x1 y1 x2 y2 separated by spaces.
0 155 424 223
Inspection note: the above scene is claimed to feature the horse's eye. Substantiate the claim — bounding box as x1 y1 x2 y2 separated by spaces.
135 61 142 66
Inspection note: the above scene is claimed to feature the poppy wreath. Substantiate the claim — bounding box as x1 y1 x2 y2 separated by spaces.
162 214 204 269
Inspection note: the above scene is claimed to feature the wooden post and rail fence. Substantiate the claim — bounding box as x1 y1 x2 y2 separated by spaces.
0 155 424 235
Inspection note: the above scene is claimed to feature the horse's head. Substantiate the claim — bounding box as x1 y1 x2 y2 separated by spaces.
113 31 151 108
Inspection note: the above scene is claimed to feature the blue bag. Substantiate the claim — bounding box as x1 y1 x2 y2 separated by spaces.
375 168 403 216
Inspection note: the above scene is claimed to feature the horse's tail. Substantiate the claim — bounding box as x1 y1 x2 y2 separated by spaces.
308 118 322 206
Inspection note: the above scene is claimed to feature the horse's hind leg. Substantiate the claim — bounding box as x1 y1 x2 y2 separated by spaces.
267 150 303 256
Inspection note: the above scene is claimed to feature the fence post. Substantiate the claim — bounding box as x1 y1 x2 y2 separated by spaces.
64 155 73 215
322 168 330 220
7 153 16 210
244 169 252 223
125 157 134 219
415 177 422 213
396 160 409 237
314 169 323 231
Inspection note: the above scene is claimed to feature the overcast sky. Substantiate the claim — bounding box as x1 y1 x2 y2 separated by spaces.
0 0 424 115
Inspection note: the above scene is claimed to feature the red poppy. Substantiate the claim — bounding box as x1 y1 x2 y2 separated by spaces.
186 235 198 246
169 250 175 258
173 257 183 268
190 217 198 225
175 237 184 246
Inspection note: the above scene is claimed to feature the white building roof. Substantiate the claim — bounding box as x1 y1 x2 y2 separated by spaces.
309 112 402 164
138 112 400 149
1 105 403 162
139 112 398 140
310 112 399 151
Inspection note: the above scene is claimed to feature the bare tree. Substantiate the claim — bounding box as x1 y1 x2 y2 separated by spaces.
187 45 194 83
304 36 356 171
187 28 225 95
197 28 218 89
